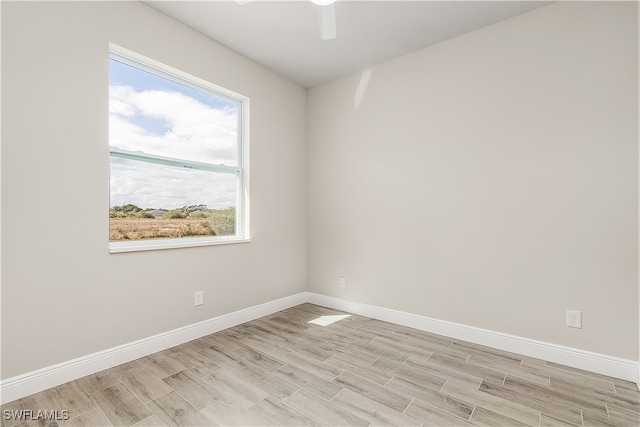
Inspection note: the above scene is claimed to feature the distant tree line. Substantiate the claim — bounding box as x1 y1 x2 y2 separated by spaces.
109 204 154 218
110 204 236 236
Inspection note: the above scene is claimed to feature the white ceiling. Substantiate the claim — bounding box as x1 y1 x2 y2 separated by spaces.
146 1 551 88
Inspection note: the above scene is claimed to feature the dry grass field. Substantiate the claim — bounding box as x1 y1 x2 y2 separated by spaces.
110 217 222 241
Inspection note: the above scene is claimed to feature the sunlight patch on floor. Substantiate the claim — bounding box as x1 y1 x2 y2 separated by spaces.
307 314 351 326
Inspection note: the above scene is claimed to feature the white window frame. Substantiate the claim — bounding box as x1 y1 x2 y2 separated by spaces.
109 45 250 253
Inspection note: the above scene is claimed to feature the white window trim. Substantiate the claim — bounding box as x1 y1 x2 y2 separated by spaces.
108 44 250 253
109 236 252 254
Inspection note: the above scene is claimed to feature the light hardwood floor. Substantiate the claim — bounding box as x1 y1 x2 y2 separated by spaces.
2 303 639 426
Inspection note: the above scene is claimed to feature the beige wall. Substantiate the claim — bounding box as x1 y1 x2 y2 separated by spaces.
1 1 307 379
308 1 638 360
2 0 638 381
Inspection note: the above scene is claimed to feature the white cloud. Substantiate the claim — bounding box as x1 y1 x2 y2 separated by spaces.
109 85 239 210
109 85 238 165
110 157 236 210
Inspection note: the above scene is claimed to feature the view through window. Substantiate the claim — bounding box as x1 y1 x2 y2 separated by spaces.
109 49 248 252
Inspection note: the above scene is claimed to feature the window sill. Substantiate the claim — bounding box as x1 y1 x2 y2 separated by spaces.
109 236 251 253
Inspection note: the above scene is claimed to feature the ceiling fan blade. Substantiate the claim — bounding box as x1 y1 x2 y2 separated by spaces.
316 3 336 40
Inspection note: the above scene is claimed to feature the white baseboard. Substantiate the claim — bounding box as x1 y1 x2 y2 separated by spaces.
2 291 638 403
0 292 308 404
307 293 639 386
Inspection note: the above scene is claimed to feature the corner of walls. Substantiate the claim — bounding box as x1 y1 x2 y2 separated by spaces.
3 291 638 404
637 0 640 393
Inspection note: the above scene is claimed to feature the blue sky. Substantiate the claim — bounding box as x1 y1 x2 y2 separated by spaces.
109 59 239 210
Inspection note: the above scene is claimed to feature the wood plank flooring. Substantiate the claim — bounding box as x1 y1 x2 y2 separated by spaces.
2 303 638 426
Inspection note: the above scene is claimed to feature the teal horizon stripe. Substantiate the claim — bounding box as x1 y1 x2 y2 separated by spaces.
110 149 240 175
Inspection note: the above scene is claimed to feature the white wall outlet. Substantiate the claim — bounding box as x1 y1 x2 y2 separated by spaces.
194 291 204 306
566 310 582 328
338 276 346 288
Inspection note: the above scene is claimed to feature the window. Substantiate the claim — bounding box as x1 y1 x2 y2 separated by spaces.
109 46 249 253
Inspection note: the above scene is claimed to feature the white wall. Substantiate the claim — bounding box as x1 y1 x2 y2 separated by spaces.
637 0 640 386
2 0 638 383
1 1 307 379
308 1 638 360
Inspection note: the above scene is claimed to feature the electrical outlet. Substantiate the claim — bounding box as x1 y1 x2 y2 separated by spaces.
338 276 346 288
566 310 581 328
194 291 204 306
